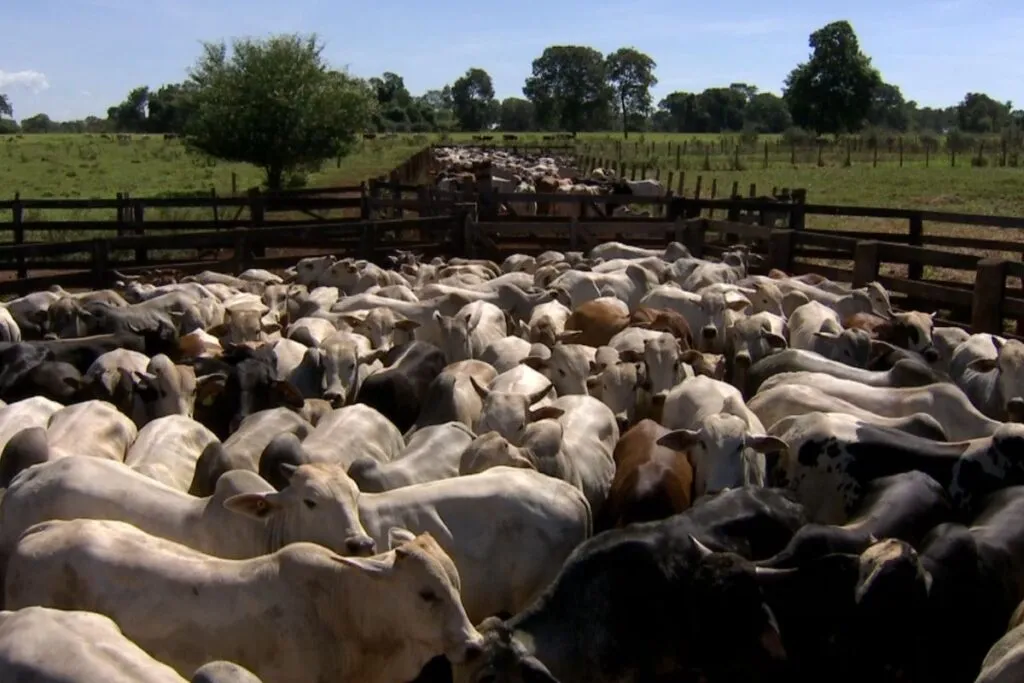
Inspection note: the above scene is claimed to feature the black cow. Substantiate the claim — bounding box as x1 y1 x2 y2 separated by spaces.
355 341 446 433
454 487 806 683
0 344 86 404
189 347 305 440
758 470 953 569
919 486 1024 682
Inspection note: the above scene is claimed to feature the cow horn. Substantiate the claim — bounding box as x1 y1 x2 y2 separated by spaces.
526 382 553 406
688 534 714 559
469 376 491 400
754 566 799 580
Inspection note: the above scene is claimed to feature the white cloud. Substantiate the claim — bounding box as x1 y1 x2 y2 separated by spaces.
81 90 93 97
0 70 50 93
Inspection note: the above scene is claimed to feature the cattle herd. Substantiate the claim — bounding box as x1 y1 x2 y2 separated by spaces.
0 233 1023 683
432 146 664 217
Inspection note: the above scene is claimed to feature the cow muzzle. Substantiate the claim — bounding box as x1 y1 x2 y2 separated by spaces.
702 326 717 340
323 387 347 407
734 353 751 369
447 631 485 665
921 345 940 363
1007 397 1024 423
344 535 377 557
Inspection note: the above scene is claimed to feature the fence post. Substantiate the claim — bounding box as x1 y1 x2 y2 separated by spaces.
462 211 477 259
727 181 741 222
247 188 266 259
972 258 1006 334
764 141 769 169
12 192 25 280
908 214 924 280
359 182 370 220
359 222 377 261
852 241 881 288
684 219 707 258
132 200 147 265
787 201 806 231
91 238 110 288
232 232 250 273
210 188 220 228
390 174 403 219
768 229 794 272
899 137 904 168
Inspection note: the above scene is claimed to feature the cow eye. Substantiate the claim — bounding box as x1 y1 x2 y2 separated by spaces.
303 499 317 509
558 369 566 377
419 589 439 604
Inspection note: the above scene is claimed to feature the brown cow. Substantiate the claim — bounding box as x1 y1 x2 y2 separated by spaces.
844 310 939 362
596 419 694 532
629 307 693 349
562 299 630 347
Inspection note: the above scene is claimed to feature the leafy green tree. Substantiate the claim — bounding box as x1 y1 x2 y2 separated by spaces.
866 82 910 131
184 33 374 191
369 72 411 109
20 113 58 133
147 83 196 134
745 93 792 133
499 97 535 131
696 87 747 131
957 92 1012 133
107 86 150 132
783 20 881 134
451 68 497 131
605 47 657 138
0 93 11 118
523 45 612 132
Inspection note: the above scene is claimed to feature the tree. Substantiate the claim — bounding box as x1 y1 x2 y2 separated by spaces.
147 83 196 134
605 47 657 138
957 92 1012 133
184 33 374 191
369 72 411 109
20 113 57 134
656 92 705 132
866 82 910 131
499 97 535 131
451 68 497 131
0 93 11 119
783 21 881 134
696 87 747 132
523 46 612 132
107 86 150 133
745 93 792 133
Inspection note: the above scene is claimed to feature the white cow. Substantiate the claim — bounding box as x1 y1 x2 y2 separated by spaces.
125 415 220 492
0 606 263 683
950 335 1024 421
348 422 476 492
0 457 376 561
460 395 617 511
300 404 405 468
758 371 1002 441
358 466 593 623
6 520 482 683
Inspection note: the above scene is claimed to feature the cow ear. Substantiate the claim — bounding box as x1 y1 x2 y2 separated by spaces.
967 357 998 373
556 329 583 342
340 315 364 329
223 492 282 519
813 331 838 340
394 319 420 331
746 435 788 454
388 527 417 550
519 356 548 371
529 406 564 422
657 429 701 450
273 380 306 409
763 332 788 350
359 348 388 365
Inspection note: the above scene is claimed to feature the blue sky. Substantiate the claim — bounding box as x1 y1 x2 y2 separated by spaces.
1 0 1021 121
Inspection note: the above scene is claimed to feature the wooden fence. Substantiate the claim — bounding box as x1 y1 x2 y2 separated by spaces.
0 210 1022 336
